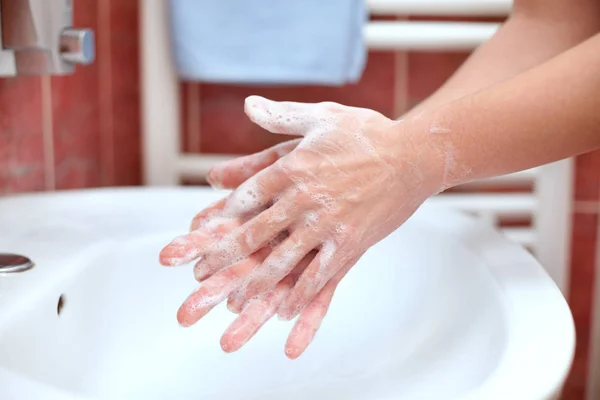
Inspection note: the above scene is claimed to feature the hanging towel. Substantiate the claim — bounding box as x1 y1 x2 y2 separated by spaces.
168 0 367 85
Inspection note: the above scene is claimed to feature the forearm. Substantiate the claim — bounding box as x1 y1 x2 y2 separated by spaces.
406 2 600 118
405 32 600 189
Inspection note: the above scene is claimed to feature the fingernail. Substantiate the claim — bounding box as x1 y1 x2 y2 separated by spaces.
277 311 294 321
285 347 299 360
206 169 224 190
220 341 231 352
194 261 210 282
226 301 241 314
197 271 209 282
194 269 208 282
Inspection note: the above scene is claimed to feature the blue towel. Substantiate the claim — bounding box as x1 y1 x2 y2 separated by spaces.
168 0 367 85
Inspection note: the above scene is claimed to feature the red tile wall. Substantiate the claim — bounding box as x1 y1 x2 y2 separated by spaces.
564 151 600 399
0 77 45 192
0 3 598 399
0 0 140 194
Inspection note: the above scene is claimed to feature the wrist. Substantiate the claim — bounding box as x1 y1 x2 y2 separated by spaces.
387 112 470 196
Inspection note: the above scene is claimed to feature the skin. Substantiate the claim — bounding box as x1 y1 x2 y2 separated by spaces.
160 0 600 359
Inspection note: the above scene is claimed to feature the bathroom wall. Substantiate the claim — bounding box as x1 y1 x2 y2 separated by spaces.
0 0 140 192
0 2 598 399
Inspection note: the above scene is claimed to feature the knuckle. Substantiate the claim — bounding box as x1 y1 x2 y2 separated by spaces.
276 154 301 177
284 234 304 252
327 222 355 245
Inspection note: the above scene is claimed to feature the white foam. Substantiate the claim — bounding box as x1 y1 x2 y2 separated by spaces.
429 125 451 134
316 240 336 282
224 179 264 216
302 212 320 229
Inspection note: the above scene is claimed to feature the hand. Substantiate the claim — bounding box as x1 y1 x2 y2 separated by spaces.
161 95 443 353
162 200 352 359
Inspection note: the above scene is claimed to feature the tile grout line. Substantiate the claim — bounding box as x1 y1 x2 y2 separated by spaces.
393 51 408 119
585 199 600 400
393 16 408 119
98 0 114 186
40 76 55 191
575 200 600 214
182 82 200 153
190 83 201 153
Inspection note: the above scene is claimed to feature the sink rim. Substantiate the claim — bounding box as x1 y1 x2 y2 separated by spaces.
0 187 575 400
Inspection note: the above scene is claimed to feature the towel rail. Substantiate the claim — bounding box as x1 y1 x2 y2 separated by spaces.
365 21 500 50
367 0 512 16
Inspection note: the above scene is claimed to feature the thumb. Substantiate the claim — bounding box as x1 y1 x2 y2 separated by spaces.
244 96 320 136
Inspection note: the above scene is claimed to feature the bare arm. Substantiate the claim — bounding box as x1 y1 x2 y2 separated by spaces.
160 6 600 357
406 0 600 117
406 31 600 189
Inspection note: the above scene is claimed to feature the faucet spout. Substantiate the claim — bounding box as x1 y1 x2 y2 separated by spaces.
0 0 95 76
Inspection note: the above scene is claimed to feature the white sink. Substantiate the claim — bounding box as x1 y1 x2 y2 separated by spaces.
0 187 574 400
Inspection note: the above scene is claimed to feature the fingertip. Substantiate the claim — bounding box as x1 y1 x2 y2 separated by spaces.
277 298 300 321
158 252 176 267
227 298 242 314
206 168 226 190
193 260 212 282
244 95 267 109
220 337 235 353
159 251 187 267
195 270 209 283
244 96 275 127
277 310 295 321
284 346 301 360
205 167 217 186
176 306 194 327
159 234 206 266
220 321 248 353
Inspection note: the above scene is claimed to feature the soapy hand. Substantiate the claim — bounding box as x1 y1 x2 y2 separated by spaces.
166 199 354 358
160 96 443 356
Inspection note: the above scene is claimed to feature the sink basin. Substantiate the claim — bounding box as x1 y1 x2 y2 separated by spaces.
0 187 574 400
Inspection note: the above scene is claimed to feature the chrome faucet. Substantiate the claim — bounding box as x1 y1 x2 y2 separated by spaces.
0 0 95 76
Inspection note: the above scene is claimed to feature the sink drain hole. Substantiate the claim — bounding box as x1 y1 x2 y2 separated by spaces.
57 295 66 316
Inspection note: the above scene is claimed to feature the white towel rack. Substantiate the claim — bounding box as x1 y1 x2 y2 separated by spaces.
139 0 572 295
367 0 511 16
366 21 500 50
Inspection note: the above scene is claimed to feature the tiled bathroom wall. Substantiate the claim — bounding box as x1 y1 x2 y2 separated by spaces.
0 1 598 398
0 0 140 192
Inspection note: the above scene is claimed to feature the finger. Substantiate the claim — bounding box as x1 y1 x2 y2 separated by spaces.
159 230 215 267
220 277 291 353
177 249 269 327
195 230 288 286
193 198 303 280
226 245 317 313
284 261 352 359
189 198 233 231
244 96 322 136
222 167 287 218
220 253 316 352
240 232 320 304
278 246 361 321
207 140 300 190
226 290 246 314
161 198 238 266
226 232 289 313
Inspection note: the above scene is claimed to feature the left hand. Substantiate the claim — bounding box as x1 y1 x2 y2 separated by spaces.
164 199 352 359
160 96 443 352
